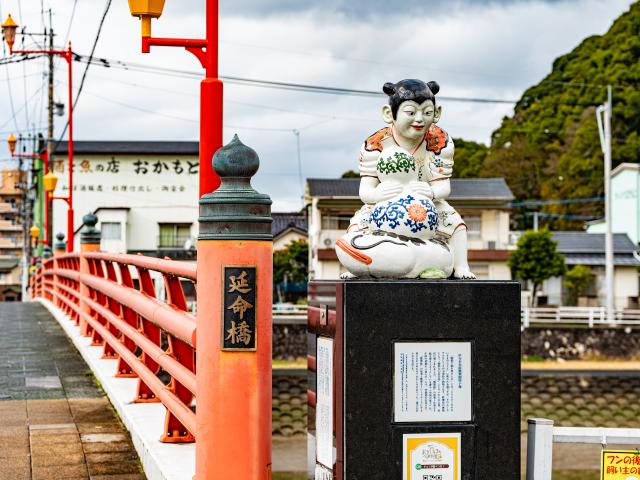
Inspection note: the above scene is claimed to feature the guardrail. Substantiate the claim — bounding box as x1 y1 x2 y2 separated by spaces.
526 418 640 479
273 305 307 325
522 306 640 328
32 252 197 443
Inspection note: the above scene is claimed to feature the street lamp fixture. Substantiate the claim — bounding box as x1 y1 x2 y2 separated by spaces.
126 0 221 197
43 171 58 194
30 225 40 241
128 0 166 38
1 14 18 52
7 133 17 155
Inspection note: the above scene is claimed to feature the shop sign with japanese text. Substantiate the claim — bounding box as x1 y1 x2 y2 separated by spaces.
222 266 257 351
602 449 640 479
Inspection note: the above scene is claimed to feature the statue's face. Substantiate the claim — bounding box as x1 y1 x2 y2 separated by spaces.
383 100 441 141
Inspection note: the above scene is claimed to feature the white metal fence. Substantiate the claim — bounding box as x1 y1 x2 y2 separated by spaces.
272 304 307 325
527 418 640 479
522 307 640 328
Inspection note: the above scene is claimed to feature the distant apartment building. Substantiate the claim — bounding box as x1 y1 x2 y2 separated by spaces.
305 178 515 280
0 169 25 301
53 141 199 259
587 163 640 244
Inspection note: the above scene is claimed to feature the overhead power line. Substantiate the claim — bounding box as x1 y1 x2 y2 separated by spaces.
71 54 519 105
525 212 602 221
54 0 113 150
512 197 604 207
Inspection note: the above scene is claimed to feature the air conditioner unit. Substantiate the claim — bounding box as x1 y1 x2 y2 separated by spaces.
319 230 341 249
487 241 496 250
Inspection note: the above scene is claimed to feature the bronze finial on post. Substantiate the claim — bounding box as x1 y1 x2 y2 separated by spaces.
80 212 101 246
54 232 67 256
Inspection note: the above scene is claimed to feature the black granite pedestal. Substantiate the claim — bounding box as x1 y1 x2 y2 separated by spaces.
308 280 521 480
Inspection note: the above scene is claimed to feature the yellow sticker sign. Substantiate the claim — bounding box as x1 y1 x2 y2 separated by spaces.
602 449 640 479
403 433 461 480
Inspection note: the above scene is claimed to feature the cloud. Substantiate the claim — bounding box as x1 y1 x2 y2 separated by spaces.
0 0 634 211
213 0 574 18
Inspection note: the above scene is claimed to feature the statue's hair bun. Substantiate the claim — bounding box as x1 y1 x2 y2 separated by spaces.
427 81 440 95
382 82 396 96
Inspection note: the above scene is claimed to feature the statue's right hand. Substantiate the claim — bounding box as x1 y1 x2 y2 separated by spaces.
374 182 403 202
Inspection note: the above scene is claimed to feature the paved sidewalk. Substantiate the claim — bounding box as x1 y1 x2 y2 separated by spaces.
0 302 145 480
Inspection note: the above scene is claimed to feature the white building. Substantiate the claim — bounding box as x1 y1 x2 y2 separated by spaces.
306 177 515 280
587 163 640 244
539 232 640 309
52 141 199 259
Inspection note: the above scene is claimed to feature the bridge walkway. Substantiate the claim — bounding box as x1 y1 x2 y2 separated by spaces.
0 302 145 480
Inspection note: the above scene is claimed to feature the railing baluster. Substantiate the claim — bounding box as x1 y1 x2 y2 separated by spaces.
135 266 161 404
115 262 139 378
102 260 121 359
161 271 195 443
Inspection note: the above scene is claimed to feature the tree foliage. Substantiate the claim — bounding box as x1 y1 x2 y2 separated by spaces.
564 264 593 306
451 4 640 228
451 138 488 178
508 229 566 306
273 240 309 284
341 170 359 178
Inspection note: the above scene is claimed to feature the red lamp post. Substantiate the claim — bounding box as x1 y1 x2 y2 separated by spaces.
7 135 51 246
2 16 75 252
128 0 222 197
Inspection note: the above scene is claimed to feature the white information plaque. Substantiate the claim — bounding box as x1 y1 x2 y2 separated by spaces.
394 342 472 422
316 337 334 469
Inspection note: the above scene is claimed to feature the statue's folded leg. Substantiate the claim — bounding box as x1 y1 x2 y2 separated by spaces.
336 230 453 279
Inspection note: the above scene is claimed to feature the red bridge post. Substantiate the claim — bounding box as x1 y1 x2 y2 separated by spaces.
196 136 273 479
79 213 101 336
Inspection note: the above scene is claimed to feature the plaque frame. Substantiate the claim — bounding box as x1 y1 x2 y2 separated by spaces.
221 264 258 352
392 339 475 424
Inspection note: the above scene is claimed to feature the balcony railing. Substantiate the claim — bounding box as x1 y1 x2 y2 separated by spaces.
0 240 22 248
0 221 22 231
0 203 18 214
157 235 194 249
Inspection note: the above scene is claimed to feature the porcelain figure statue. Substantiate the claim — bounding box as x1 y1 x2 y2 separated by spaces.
335 79 476 279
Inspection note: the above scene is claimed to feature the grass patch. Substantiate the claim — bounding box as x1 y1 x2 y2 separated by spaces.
522 355 545 362
273 474 306 480
273 359 306 369
553 470 599 480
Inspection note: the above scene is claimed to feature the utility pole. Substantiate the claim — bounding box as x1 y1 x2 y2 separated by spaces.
46 9 54 248
19 151 27 300
596 85 614 324
293 129 303 201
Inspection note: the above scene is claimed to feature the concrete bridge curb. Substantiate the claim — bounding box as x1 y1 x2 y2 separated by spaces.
35 298 195 480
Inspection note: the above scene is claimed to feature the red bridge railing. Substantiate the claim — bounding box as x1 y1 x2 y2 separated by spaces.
32 252 197 443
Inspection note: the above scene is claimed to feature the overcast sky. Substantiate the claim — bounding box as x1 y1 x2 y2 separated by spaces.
0 0 634 210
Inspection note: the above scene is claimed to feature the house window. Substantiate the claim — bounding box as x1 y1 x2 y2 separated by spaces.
465 215 481 239
102 222 121 241
321 215 351 230
159 223 192 248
